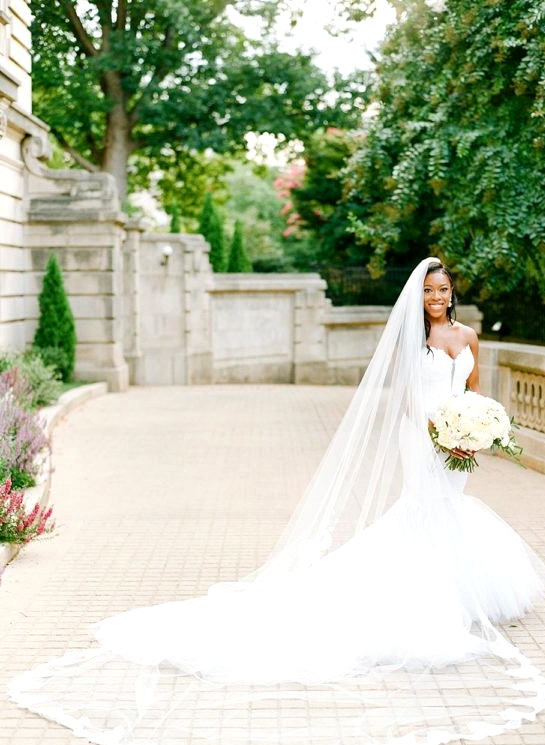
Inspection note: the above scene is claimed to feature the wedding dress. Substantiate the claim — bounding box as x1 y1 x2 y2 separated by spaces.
8 258 545 744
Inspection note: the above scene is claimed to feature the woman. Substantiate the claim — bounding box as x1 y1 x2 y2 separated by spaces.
9 258 545 744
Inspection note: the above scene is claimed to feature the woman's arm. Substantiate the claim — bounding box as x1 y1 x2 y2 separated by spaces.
448 326 481 460
465 327 481 394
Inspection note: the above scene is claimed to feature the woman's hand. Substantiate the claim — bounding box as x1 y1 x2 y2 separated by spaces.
449 447 475 460
429 420 475 460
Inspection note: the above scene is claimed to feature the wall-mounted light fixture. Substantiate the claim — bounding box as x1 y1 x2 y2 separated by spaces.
160 243 173 267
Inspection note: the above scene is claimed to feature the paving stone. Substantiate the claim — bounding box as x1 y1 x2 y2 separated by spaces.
0 385 544 744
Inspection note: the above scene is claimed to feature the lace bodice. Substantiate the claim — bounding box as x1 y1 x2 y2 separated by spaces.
422 344 474 420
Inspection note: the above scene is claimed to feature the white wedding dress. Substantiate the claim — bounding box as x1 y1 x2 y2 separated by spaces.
8 259 545 744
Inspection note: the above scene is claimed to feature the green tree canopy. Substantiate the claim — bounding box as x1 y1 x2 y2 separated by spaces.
344 0 545 297
31 0 370 203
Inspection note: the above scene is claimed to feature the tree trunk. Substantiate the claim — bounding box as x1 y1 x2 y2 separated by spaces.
102 95 133 204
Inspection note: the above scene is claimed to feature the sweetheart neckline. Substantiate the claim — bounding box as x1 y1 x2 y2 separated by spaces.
428 344 471 362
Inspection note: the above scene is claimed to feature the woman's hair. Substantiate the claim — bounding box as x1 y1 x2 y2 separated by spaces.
424 261 457 340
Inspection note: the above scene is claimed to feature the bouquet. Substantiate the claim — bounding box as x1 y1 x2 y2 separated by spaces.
429 390 522 472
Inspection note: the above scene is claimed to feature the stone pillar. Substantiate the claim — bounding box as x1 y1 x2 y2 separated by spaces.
478 342 500 401
122 219 145 365
182 234 213 384
130 233 188 385
293 276 328 384
22 134 129 391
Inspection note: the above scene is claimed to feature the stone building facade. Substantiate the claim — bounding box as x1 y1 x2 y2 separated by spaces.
0 0 34 351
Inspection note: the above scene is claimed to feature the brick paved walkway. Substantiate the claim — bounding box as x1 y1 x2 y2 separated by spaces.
0 385 545 745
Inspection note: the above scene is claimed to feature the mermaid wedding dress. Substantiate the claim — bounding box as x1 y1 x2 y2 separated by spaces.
8 259 545 744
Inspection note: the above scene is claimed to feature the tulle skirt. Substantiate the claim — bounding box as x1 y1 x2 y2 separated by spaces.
9 484 545 745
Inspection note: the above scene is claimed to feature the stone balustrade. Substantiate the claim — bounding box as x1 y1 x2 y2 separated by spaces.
480 341 545 473
511 370 545 435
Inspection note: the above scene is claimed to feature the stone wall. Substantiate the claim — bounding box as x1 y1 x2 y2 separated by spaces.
126 232 213 385
23 162 129 391
125 233 483 387
210 274 328 384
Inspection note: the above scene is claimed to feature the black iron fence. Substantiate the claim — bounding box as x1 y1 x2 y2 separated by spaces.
316 266 545 344
471 289 545 344
317 266 412 307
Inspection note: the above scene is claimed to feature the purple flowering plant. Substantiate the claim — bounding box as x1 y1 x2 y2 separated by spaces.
0 367 34 410
0 394 49 490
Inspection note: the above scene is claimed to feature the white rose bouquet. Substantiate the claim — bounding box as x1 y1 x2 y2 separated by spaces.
429 390 522 472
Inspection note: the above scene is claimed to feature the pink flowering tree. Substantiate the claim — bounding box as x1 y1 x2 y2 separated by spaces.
274 163 306 239
274 129 364 270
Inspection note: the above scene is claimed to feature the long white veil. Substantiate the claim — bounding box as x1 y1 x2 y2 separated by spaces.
8 257 545 744
250 256 437 577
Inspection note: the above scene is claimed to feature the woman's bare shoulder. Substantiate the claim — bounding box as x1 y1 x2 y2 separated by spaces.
453 321 479 345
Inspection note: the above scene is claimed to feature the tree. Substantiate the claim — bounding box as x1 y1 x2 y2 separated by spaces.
33 254 77 382
222 161 289 271
344 0 545 296
131 147 233 233
227 220 252 272
30 1 370 203
169 205 181 234
288 127 367 269
199 192 226 272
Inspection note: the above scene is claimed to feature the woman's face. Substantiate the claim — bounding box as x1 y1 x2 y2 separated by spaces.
423 270 452 320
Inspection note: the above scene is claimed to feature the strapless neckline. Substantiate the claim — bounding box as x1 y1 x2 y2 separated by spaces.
428 344 470 363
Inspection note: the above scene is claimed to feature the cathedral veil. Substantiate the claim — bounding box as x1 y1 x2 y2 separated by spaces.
248 256 441 579
8 257 545 744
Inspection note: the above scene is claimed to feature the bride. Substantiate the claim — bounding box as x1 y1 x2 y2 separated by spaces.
8 257 545 744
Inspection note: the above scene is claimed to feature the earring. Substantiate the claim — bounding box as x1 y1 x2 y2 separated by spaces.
448 298 452 307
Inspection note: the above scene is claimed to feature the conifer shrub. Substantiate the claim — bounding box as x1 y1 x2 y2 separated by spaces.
199 192 226 272
227 220 252 272
33 254 76 382
169 205 181 233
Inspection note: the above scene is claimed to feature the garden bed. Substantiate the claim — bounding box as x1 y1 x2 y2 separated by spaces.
0 382 107 573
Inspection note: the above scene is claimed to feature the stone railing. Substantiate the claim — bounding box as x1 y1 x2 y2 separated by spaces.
510 369 545 434
480 341 545 472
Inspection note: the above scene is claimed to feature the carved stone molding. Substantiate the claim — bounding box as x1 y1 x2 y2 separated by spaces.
21 131 52 175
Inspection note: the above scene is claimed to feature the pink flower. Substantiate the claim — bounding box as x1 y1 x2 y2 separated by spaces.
0 478 55 543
